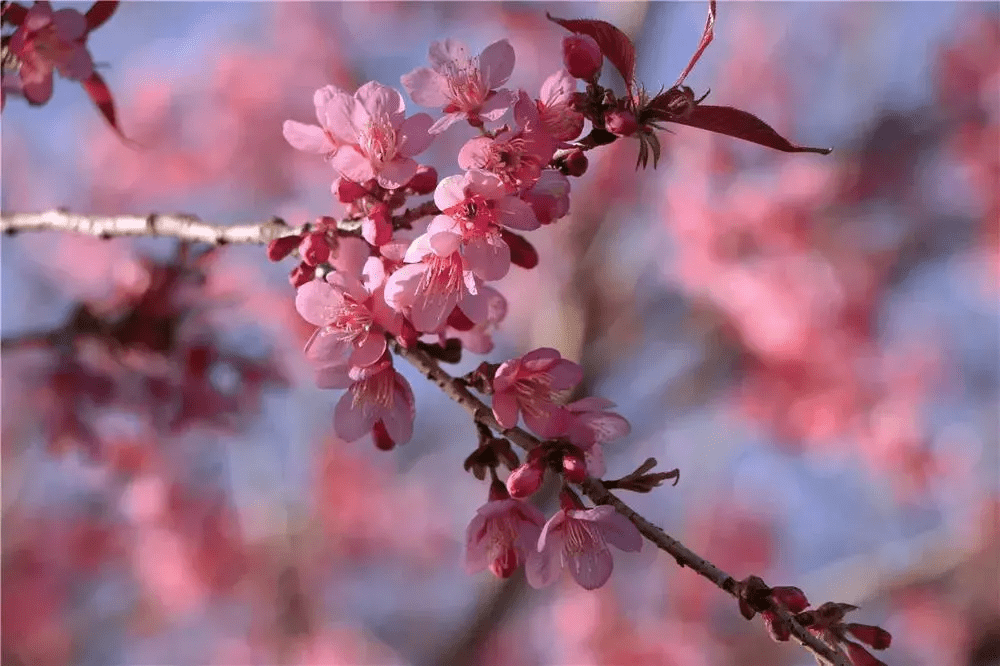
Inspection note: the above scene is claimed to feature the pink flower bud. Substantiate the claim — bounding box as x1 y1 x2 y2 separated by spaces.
563 34 603 81
299 232 331 266
770 586 810 613
406 165 438 195
336 178 369 204
605 109 638 137
267 234 302 262
506 461 544 499
762 610 791 642
563 149 589 177
362 204 392 246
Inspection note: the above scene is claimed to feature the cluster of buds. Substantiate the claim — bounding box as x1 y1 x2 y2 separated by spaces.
736 576 892 666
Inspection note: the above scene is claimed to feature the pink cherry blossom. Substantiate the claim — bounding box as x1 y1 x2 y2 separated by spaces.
439 283 507 354
317 81 434 189
465 490 545 579
401 38 516 133
492 347 583 437
526 501 643 590
536 69 585 143
562 397 631 477
282 85 344 159
520 170 571 225
8 1 94 105
458 92 556 191
334 360 415 447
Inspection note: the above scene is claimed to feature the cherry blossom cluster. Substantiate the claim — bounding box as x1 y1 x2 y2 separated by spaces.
273 7 840 596
1 1 124 134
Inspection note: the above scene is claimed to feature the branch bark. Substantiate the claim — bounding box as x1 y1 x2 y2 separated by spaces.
1 209 292 245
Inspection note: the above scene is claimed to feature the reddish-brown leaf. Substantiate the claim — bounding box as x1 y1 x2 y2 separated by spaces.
667 105 832 154
675 0 716 87
81 71 129 141
85 1 119 33
547 13 636 92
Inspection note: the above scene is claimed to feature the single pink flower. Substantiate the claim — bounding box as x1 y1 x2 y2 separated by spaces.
8 1 94 105
401 38 516 133
439 284 507 354
458 93 556 191
334 361 415 447
282 85 344 159
526 501 643 590
492 348 583 437
536 70 585 142
562 397 631 478
465 492 545 579
520 170 571 225
318 81 434 189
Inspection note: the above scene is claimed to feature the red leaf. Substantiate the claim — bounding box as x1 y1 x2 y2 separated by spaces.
667 105 832 154
2 2 28 25
675 0 716 87
81 71 130 142
500 229 538 269
85 1 119 33
547 13 636 92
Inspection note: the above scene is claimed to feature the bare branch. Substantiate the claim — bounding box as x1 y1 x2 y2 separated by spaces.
389 339 852 666
1 209 293 245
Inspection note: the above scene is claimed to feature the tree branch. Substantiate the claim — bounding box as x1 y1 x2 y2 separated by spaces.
1 209 293 245
390 339 852 666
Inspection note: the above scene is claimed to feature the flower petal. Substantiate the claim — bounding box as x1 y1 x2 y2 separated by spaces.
479 39 516 88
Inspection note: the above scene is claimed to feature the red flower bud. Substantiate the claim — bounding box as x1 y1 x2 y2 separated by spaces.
266 234 302 262
372 420 396 451
563 34 603 81
562 451 588 483
563 149 589 177
506 460 544 499
362 204 392 246
336 178 369 204
770 586 810 613
762 610 791 642
846 624 892 650
289 262 313 288
299 231 331 266
605 109 638 137
843 641 888 666
406 165 438 195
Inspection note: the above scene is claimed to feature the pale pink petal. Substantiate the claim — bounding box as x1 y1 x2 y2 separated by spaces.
22 73 53 105
597 510 643 553
397 113 434 156
316 364 353 389
349 334 387 368
567 546 614 590
383 263 425 311
524 404 569 439
433 175 468 211
334 391 376 441
428 230 462 257
540 69 577 106
429 38 469 69
457 137 490 171
355 81 405 124
376 158 417 190
464 513 491 573
584 444 606 478
401 67 450 108
536 509 567 553
465 169 506 199
330 236 371 277
479 39 516 88
304 328 350 365
380 378 415 444
496 196 539 231
428 112 466 135
569 396 617 411
491 391 520 429
317 86 360 144
521 347 561 366
577 412 631 443
463 237 510 282
456 287 490 324
478 89 516 121
331 147 376 184
402 234 435 263
410 285 458 332
56 46 93 80
427 214 461 236
295 280 343 326
282 121 333 154
548 360 584 389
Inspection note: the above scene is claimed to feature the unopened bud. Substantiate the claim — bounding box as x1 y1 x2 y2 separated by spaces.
562 452 588 483
289 262 314 288
506 461 544 499
336 178 369 204
299 232 331 266
563 34 602 81
563 149 589 177
406 165 438 195
267 234 302 262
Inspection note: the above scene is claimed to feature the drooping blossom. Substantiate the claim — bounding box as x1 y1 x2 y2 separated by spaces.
492 347 583 437
313 81 434 189
465 481 545 579
282 85 344 159
7 0 94 105
401 38 516 133
561 397 631 478
526 492 643 590
458 92 557 191
334 356 416 448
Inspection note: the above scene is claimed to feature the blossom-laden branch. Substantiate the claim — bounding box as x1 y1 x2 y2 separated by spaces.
389 339 855 666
